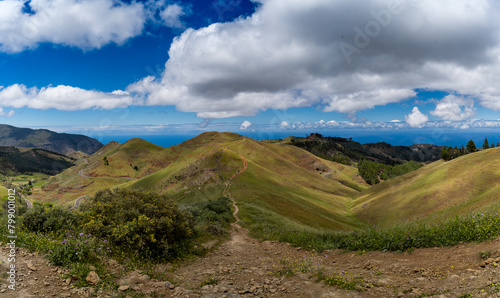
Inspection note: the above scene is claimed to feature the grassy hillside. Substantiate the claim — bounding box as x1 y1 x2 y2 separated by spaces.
127 133 369 232
353 147 500 226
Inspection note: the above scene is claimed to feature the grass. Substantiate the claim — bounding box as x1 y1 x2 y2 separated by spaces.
199 275 219 287
480 250 492 260
314 269 364 291
353 147 500 226
249 211 500 252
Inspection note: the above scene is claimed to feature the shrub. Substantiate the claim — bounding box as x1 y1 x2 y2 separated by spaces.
47 231 108 267
80 188 194 260
20 205 79 235
184 197 233 226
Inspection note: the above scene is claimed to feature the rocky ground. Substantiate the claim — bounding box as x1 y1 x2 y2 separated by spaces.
1 221 500 297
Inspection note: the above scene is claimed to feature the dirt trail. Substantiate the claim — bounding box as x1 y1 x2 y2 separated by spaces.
224 154 247 224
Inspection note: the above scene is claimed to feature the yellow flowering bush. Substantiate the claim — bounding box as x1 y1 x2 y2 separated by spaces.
80 188 194 260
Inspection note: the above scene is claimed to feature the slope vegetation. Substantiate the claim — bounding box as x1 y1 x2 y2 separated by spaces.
353 147 500 226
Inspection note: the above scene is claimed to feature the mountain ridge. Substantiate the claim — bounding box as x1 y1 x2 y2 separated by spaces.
0 124 102 155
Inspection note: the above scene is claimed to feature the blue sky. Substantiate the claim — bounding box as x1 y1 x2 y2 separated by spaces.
1 0 500 145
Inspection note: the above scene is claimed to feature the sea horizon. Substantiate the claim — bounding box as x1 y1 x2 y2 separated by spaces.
92 129 500 149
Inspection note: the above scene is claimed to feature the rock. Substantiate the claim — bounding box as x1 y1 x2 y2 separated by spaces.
86 271 100 285
485 258 494 265
27 263 37 271
65 278 71 285
118 285 130 291
108 259 119 268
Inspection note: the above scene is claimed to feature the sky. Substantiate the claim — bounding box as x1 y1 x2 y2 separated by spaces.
1 0 500 146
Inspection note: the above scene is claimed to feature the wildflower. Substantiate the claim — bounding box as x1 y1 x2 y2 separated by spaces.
62 239 67 244
75 252 78 255
79 232 84 237
85 240 88 244
341 270 345 274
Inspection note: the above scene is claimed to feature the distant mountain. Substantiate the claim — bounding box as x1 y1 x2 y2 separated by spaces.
285 133 443 165
0 124 102 155
0 146 75 175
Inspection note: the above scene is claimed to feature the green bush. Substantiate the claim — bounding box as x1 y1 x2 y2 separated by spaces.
186 197 233 225
358 160 423 185
80 188 194 260
20 205 79 235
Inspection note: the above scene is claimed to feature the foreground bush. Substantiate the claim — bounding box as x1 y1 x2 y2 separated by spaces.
20 204 78 235
80 188 194 260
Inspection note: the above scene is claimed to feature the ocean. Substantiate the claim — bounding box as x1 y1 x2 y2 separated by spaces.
97 129 500 149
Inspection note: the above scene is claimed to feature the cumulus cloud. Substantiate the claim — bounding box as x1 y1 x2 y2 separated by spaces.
126 0 500 119
160 4 188 28
6 0 500 120
0 0 151 53
239 120 252 131
430 95 475 121
0 84 138 110
405 107 429 128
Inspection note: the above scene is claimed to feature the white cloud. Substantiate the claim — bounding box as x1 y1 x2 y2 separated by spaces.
277 118 500 130
430 95 475 121
5 0 500 121
127 0 500 119
0 84 138 110
0 0 151 53
160 4 187 29
0 108 15 117
239 120 252 131
405 107 429 128
390 119 401 123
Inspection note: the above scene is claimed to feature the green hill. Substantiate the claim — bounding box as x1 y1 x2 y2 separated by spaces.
352 147 500 226
127 133 369 231
31 138 168 205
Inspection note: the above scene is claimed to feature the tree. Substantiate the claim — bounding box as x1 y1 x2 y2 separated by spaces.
441 147 450 161
467 140 477 153
483 138 490 150
492 143 495 148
